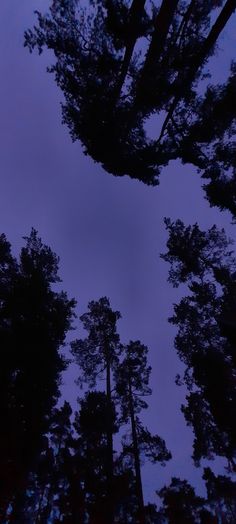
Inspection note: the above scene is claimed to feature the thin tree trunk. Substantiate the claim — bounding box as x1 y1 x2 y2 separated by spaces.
106 356 114 524
128 379 145 524
135 0 180 101
114 0 146 100
121 0 180 132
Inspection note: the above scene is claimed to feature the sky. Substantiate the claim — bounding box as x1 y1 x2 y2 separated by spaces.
0 0 235 505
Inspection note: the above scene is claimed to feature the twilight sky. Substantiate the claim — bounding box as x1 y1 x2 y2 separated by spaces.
0 0 235 504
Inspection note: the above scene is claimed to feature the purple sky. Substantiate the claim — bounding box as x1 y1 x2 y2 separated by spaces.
1 0 235 505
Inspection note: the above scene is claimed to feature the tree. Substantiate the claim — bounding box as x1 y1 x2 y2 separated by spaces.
71 297 121 523
74 391 120 524
115 340 171 524
161 218 236 466
157 477 213 524
16 401 85 523
25 1 236 215
0 229 76 520
203 467 236 523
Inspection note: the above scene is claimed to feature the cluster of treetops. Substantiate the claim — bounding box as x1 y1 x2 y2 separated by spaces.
24 0 236 216
3 0 235 521
1 223 236 523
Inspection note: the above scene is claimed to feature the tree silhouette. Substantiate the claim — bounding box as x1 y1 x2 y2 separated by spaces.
71 297 121 523
115 340 171 524
16 401 84 523
25 1 236 214
75 390 126 524
203 467 236 522
0 229 76 520
19 391 143 523
157 477 213 524
161 219 236 467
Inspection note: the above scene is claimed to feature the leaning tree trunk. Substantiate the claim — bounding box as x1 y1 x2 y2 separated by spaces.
135 0 180 104
114 0 146 100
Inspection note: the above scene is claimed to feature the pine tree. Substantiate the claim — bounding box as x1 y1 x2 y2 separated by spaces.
71 297 121 523
0 229 76 519
115 340 171 524
161 218 236 466
25 0 236 215
203 467 236 522
157 477 211 524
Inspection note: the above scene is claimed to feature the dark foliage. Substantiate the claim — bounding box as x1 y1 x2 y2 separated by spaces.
162 218 236 466
203 467 236 522
115 340 171 523
25 1 236 215
0 229 76 520
72 302 171 523
157 477 214 524
71 297 121 523
156 470 236 523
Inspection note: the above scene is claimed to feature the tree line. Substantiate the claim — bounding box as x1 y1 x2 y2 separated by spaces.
0 226 236 522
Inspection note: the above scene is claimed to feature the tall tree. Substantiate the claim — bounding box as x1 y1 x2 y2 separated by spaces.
161 219 236 467
0 229 76 520
25 1 236 215
71 297 121 524
115 340 171 524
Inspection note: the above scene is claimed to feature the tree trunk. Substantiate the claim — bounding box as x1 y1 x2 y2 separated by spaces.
106 356 114 524
128 379 145 524
114 0 146 100
135 0 180 102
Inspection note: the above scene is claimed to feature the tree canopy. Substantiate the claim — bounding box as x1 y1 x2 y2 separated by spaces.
0 229 76 519
25 0 236 215
162 218 236 467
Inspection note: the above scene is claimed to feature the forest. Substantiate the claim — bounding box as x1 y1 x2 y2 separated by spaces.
1 0 236 522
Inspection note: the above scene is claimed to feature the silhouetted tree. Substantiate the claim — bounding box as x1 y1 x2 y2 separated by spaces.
71 297 121 523
115 340 171 524
74 391 117 523
203 467 236 523
16 401 84 523
73 391 141 523
157 477 212 524
25 1 236 215
0 230 76 520
161 219 236 467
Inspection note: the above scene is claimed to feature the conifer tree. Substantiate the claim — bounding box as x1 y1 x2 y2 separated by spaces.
0 230 76 519
25 1 236 216
71 297 121 523
157 478 212 524
161 219 236 467
115 340 171 524
203 467 236 522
